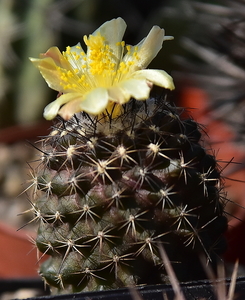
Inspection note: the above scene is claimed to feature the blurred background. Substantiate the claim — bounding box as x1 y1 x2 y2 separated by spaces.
0 0 245 296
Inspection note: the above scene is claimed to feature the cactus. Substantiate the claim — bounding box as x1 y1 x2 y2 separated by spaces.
26 17 228 294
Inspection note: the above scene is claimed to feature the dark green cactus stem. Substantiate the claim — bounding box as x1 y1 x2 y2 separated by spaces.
28 97 227 294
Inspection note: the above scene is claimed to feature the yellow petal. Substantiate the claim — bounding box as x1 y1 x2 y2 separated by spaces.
135 26 166 69
92 17 127 58
43 93 82 120
30 57 65 92
58 98 84 120
132 69 175 90
93 17 126 43
40 46 70 69
119 78 151 101
123 26 167 72
30 47 76 92
79 87 109 115
103 102 123 119
108 86 131 104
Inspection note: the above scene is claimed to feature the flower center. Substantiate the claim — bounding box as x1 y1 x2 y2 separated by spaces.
58 33 140 92
84 34 117 76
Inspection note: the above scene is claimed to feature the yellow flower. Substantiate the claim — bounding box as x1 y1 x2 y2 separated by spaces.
30 17 175 120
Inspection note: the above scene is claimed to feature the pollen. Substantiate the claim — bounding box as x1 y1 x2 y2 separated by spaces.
58 31 141 92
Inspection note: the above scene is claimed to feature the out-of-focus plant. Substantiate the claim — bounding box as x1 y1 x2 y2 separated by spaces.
0 0 22 127
159 0 245 268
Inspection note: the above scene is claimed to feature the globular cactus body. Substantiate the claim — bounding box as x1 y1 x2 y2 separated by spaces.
29 99 227 293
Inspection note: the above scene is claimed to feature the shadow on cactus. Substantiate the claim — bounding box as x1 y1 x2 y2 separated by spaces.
24 17 228 294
